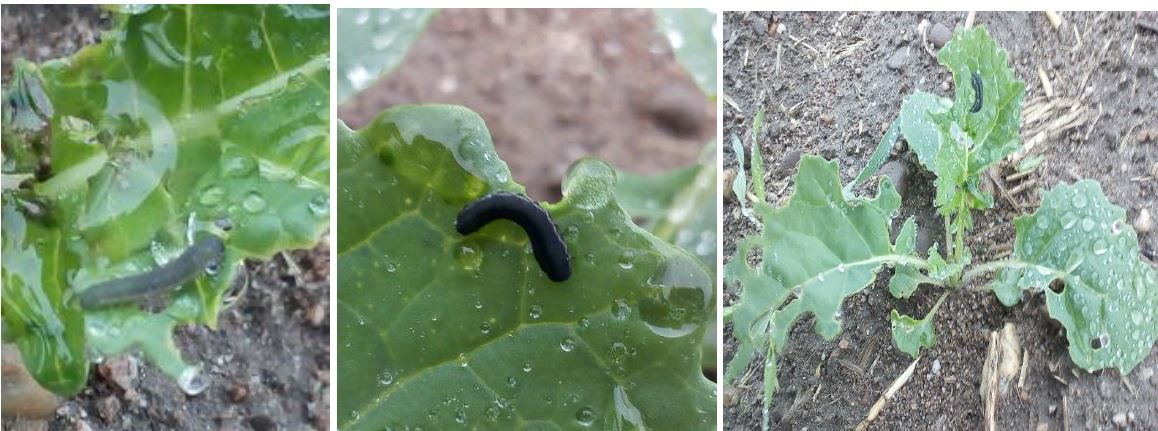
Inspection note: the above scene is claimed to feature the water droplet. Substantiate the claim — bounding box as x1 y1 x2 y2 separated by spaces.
529 305 542 320
455 410 467 424
578 317 590 328
638 254 712 338
308 193 329 217
1081 218 1094 232
221 154 257 178
1131 311 1143 325
199 185 225 207
522 362 533 372
506 376 517 387
1035 216 1051 230
617 251 636 270
480 322 491 334
177 366 208 395
1092 239 1108 255
560 337 575 352
378 370 395 386
242 191 267 213
1071 193 1088 209
612 299 631 320
455 240 483 271
575 407 596 426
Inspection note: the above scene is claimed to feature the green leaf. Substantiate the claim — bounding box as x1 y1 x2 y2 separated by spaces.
655 9 717 99
889 309 935 358
990 180 1158 373
730 134 753 220
336 105 714 430
889 217 922 298
2 5 330 394
336 8 436 103
724 155 924 425
936 26 1026 175
898 91 951 172
749 107 766 203
616 142 717 271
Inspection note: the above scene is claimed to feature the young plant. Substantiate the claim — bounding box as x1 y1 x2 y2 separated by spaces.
726 26 1158 429
1 5 330 395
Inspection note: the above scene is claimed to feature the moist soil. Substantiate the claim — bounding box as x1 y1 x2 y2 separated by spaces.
2 6 331 431
723 11 1158 430
339 8 715 201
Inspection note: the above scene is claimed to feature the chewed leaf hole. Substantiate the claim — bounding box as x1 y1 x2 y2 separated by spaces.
1048 278 1065 294
1090 334 1109 350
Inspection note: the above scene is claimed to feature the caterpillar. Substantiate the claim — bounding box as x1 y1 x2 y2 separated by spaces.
970 72 983 113
77 234 226 309
456 192 571 282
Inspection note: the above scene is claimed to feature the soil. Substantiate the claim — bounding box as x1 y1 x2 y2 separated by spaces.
723 11 1158 430
339 8 715 201
2 6 331 431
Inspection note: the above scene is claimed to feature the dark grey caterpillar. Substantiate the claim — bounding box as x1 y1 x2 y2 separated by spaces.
970 72 983 113
77 235 225 309
456 192 571 282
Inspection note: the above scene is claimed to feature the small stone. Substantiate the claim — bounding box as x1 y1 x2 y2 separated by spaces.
227 382 249 403
306 302 327 327
750 17 768 37
1112 412 1128 427
95 396 120 422
886 46 909 70
776 149 803 179
1137 128 1157 143
930 359 942 375
839 337 850 350
1135 209 1152 234
724 385 739 407
247 415 278 431
929 23 953 48
879 160 908 197
819 113 835 125
1036 423 1049 431
98 357 138 394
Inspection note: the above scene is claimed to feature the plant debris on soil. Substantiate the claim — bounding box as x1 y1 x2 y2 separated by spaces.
723 11 1157 430
2 6 331 431
339 8 715 201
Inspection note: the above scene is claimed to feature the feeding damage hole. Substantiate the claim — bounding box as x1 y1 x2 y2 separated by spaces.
1090 334 1109 350
1048 278 1065 294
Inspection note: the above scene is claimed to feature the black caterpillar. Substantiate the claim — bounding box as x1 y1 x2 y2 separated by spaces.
970 72 983 113
456 192 571 282
77 235 225 309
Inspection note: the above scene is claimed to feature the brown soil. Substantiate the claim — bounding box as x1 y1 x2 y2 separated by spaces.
723 11 1158 430
338 8 715 200
2 6 331 431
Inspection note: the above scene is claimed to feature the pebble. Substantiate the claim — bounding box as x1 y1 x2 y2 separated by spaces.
929 23 953 48
1035 423 1049 431
1137 127 1157 143
750 17 768 36
930 358 942 375
819 113 835 125
1135 208 1152 234
95 396 120 422
228 382 250 403
886 46 909 70
97 357 138 394
776 149 803 179
1112 412 1128 427
248 415 278 431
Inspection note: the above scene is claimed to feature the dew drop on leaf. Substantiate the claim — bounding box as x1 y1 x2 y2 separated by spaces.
612 299 631 320
308 193 329 216
528 305 542 320
1081 218 1095 232
198 185 225 206
560 337 575 352
454 240 482 271
522 362 533 372
242 191 267 213
1071 193 1088 209
378 370 394 386
575 407 596 426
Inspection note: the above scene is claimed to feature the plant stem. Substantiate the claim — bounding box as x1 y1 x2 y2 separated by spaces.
958 259 1061 286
